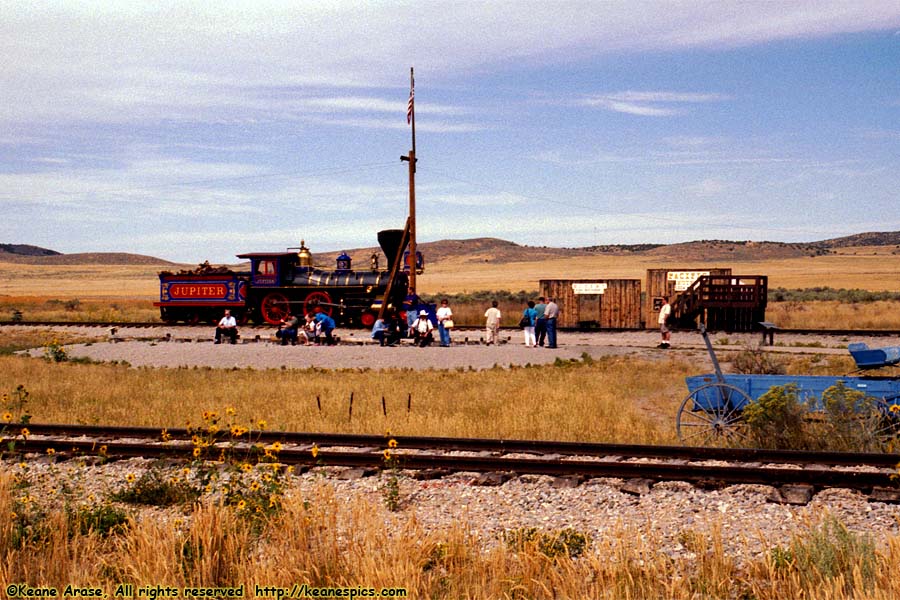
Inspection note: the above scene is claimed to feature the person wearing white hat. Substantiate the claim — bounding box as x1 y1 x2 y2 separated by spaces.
411 310 434 347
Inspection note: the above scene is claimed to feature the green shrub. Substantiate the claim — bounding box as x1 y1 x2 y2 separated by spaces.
111 467 200 507
818 382 884 452
771 516 877 594
742 382 888 451
504 527 589 559
730 346 787 375
742 384 809 449
68 503 130 537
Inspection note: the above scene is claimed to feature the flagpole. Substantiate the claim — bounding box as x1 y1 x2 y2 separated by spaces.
404 67 417 296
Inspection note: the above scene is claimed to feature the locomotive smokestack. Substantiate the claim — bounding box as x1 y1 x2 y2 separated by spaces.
377 229 405 272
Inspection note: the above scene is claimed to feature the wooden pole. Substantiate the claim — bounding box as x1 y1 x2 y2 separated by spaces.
407 67 417 296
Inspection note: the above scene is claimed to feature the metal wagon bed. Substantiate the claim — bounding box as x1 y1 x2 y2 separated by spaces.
677 326 900 445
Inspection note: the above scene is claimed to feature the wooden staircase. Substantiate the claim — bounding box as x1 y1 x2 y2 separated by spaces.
671 275 768 331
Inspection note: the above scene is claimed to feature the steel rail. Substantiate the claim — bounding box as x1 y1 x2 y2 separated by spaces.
6 423 900 468
9 437 897 491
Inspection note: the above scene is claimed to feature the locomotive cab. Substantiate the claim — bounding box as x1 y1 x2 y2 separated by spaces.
237 252 298 288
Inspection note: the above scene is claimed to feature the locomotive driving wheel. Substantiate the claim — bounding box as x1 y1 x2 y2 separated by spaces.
360 312 376 328
304 291 333 316
260 292 290 325
676 383 752 446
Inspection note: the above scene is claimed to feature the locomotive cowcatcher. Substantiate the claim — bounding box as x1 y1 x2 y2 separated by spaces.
154 229 412 327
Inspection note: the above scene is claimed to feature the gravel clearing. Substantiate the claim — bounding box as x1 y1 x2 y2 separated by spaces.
17 325 888 370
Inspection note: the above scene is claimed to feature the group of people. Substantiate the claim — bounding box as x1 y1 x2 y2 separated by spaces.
370 298 455 348
275 308 336 346
213 307 337 346
516 296 559 348
215 294 672 350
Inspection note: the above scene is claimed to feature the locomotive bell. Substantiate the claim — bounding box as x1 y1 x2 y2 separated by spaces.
297 240 312 268
336 251 351 272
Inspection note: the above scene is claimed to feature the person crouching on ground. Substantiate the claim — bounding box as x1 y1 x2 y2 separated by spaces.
372 311 402 347
411 310 434 347
313 309 337 345
484 300 501 345
214 309 238 344
276 311 300 346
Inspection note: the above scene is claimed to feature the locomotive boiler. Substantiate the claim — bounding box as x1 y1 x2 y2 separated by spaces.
154 229 412 327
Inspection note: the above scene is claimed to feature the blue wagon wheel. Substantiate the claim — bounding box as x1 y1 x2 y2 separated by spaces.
677 383 752 446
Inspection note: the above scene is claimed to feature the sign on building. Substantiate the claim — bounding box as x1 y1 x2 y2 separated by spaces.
571 282 608 295
666 271 710 291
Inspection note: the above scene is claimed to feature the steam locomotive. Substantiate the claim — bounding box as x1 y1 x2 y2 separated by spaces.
154 229 415 327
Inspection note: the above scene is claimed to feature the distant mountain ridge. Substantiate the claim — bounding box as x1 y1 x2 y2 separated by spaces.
4 231 900 266
0 243 62 257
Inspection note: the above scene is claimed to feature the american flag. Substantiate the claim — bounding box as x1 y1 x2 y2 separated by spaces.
407 84 414 125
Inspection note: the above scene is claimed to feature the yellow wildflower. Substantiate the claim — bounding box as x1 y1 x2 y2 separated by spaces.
388 438 398 448
311 444 319 458
383 449 392 460
207 424 219 434
202 411 211 421
20 428 29 439
2 412 12 422
241 462 252 472
236 500 246 511
126 473 136 483
226 407 236 416
269 495 277 507
193 447 202 458
98 445 107 456
270 441 282 453
182 468 191 476
287 466 295 474
250 481 260 492
160 429 171 442
891 404 900 414
257 419 267 430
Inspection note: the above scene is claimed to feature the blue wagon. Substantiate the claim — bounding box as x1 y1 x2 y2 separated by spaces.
677 328 900 444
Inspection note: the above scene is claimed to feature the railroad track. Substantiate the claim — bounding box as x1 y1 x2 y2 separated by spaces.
5 424 900 497
4 320 900 337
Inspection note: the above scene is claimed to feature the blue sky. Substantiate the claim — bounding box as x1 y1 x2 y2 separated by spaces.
2 2 899 263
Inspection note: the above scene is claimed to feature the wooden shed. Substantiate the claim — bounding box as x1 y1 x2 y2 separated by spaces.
540 279 642 329
644 267 732 328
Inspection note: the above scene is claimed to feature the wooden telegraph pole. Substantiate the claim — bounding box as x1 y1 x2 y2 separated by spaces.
401 67 417 295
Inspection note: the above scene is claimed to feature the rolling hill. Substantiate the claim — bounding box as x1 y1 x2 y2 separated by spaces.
4 231 900 267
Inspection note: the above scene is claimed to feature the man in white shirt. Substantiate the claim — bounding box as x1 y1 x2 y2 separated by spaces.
215 309 239 344
411 310 434 347
658 296 671 349
544 297 560 348
484 300 502 345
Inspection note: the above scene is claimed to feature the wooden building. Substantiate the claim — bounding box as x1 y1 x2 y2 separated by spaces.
645 267 732 328
539 279 642 329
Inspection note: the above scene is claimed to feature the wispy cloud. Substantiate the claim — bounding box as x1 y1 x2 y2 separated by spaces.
580 90 730 117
